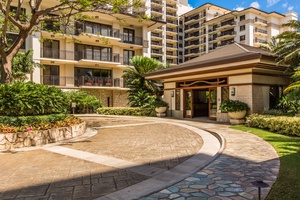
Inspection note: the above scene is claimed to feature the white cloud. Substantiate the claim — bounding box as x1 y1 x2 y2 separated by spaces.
282 2 288 8
267 0 280 7
250 2 260 9
288 6 294 11
235 7 245 11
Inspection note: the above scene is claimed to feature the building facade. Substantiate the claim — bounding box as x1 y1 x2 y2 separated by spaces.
144 0 192 65
145 43 289 122
179 3 298 63
9 1 164 107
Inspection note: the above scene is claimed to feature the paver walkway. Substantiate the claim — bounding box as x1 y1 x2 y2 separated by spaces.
142 119 279 200
0 116 279 200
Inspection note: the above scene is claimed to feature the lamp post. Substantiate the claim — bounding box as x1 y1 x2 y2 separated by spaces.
251 180 269 200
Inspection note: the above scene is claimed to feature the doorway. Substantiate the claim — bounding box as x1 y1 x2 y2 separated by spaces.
193 89 209 117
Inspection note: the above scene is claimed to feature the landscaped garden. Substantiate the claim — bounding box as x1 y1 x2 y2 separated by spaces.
0 82 103 149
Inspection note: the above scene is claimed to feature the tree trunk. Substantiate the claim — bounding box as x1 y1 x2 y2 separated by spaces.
1 55 13 84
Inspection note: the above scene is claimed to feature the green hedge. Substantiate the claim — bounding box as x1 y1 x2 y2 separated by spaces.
0 114 68 127
97 107 156 117
247 114 300 136
0 82 68 116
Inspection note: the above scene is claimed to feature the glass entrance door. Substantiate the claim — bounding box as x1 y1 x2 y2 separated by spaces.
185 90 193 118
209 88 217 120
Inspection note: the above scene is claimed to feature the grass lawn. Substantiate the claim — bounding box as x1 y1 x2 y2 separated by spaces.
231 126 300 200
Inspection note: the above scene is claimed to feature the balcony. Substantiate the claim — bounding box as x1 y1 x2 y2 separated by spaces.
217 39 235 48
151 41 162 47
41 76 126 88
254 17 268 26
166 4 177 11
151 33 163 40
254 38 267 46
151 8 163 14
217 31 236 40
120 34 143 45
217 21 236 30
40 48 75 61
151 50 163 55
254 27 268 36
75 50 120 63
151 0 162 6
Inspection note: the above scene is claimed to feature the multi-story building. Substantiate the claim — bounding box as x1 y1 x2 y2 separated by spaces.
144 0 192 65
12 6 164 107
179 3 298 63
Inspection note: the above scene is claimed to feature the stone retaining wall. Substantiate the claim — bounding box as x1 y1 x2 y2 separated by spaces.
0 122 86 150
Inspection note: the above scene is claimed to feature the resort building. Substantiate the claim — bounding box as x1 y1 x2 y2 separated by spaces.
145 43 289 122
10 1 164 107
144 0 192 65
179 3 298 63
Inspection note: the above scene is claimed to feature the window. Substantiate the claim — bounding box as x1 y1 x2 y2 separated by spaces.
43 40 59 58
179 51 183 55
7 33 26 50
269 86 282 109
10 6 26 22
179 28 183 32
179 43 183 48
75 67 112 86
123 50 134 65
240 25 245 31
179 36 183 40
123 28 135 43
179 59 183 63
75 21 112 36
43 65 60 85
75 44 112 61
240 15 245 21
240 35 245 41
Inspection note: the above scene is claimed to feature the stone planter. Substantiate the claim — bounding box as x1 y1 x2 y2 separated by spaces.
228 110 247 125
228 110 247 119
155 107 167 117
0 122 86 151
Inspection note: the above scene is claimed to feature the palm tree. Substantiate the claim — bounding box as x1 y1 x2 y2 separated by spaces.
273 20 300 93
123 56 164 107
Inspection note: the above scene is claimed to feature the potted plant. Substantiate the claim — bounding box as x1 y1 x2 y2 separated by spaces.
219 99 249 119
153 98 169 117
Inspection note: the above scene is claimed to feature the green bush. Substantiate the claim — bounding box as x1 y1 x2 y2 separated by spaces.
0 82 68 116
65 91 103 114
247 114 300 136
263 109 283 116
0 114 68 127
97 107 156 117
219 99 249 112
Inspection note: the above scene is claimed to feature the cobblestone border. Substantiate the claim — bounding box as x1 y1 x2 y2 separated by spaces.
0 122 86 151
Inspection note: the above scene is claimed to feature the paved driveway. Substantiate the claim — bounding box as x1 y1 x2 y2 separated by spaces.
0 116 279 200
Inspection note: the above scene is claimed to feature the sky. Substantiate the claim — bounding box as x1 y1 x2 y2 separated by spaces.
188 0 300 16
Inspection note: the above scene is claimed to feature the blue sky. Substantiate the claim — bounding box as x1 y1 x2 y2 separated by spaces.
188 0 300 16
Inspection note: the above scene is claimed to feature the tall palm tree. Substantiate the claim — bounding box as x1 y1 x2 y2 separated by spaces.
273 20 300 93
123 56 164 107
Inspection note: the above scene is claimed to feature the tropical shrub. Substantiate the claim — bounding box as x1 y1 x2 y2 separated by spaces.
153 98 169 108
263 109 283 116
219 99 249 112
0 82 68 116
97 107 156 116
65 90 103 114
247 114 300 136
0 114 82 133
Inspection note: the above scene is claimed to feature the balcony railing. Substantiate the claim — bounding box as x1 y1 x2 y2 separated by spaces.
166 20 177 25
254 17 267 25
151 50 163 54
151 41 161 45
151 33 161 37
120 34 143 45
166 4 176 9
166 12 176 16
166 44 175 48
41 48 75 60
75 50 120 62
218 39 235 47
219 20 236 27
254 28 267 34
151 8 162 13
254 38 267 44
218 31 236 37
